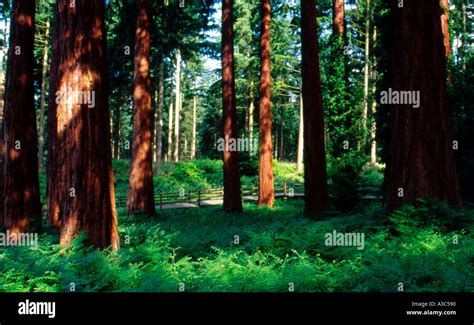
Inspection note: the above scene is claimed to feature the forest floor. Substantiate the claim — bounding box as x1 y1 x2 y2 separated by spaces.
1 159 473 292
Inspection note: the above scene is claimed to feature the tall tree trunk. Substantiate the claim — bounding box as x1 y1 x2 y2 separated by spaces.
386 0 461 211
127 0 155 216
154 60 164 174
301 0 329 216
0 17 7 224
440 0 451 60
461 0 466 72
3 0 41 233
258 0 275 207
279 105 284 161
191 95 197 159
112 106 120 159
296 90 304 173
333 0 345 36
173 49 181 162
166 102 173 162
222 0 242 212
49 0 119 249
370 27 377 166
248 80 254 156
363 0 371 139
38 19 49 171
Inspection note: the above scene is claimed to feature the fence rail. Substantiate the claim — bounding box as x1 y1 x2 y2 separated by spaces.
115 181 305 210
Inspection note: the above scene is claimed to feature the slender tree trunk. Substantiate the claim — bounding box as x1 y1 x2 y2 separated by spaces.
248 80 254 156
173 49 181 162
127 0 155 216
258 0 274 207
370 27 377 166
440 0 451 60
296 90 304 172
333 0 345 36
112 106 120 159
222 0 242 212
154 60 164 174
301 0 329 216
38 19 49 171
363 0 371 137
49 0 120 249
3 0 41 234
167 102 173 162
461 0 466 72
191 95 196 159
279 105 284 161
386 0 461 211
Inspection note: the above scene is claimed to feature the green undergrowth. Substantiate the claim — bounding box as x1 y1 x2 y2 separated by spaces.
0 200 472 292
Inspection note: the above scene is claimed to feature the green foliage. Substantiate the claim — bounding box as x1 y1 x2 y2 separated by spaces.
1 201 472 292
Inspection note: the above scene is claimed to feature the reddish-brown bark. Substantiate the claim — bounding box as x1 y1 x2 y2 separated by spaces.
2 0 42 234
301 0 329 216
48 0 119 249
440 0 451 60
386 1 461 211
222 0 242 212
127 0 155 216
333 0 345 36
258 0 274 207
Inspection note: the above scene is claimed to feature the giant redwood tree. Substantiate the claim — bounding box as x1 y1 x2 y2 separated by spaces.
47 0 119 249
127 0 155 216
222 0 243 212
301 0 329 216
258 0 274 207
2 0 41 233
386 0 461 211
333 0 345 36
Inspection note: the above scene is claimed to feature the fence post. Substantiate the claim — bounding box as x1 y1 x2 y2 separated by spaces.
198 190 201 207
160 194 163 211
284 182 288 198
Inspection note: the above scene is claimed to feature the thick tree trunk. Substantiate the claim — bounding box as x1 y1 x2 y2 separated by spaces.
0 17 7 224
38 19 49 171
2 0 42 234
301 0 329 216
440 0 451 60
173 49 181 162
333 0 345 36
49 0 120 249
222 0 242 212
127 0 155 216
166 102 173 162
258 0 275 208
386 0 461 211
154 60 164 174
191 95 196 159
296 90 304 173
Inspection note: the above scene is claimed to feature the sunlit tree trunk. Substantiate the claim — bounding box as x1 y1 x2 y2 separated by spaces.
38 19 49 171
112 106 120 159
248 80 254 156
191 95 197 159
301 0 329 216
166 102 173 162
154 59 164 174
222 0 242 212
370 27 377 166
386 0 461 211
296 90 304 173
173 49 181 162
127 0 155 216
49 0 120 249
333 0 344 36
363 0 371 139
2 0 41 234
258 0 275 207
440 0 451 60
